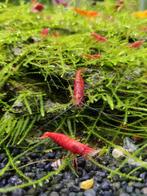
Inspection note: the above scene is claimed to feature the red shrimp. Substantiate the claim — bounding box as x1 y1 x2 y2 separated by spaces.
73 68 85 106
40 132 97 156
31 2 44 13
91 32 107 42
31 0 37 3
129 40 144 48
40 28 49 37
83 53 101 60
73 7 100 18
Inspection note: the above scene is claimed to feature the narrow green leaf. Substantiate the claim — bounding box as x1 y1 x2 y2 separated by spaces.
106 94 114 110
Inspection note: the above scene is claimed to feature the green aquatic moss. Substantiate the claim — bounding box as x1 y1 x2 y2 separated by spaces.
0 0 146 191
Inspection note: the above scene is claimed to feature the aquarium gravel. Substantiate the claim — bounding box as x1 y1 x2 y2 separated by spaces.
0 147 147 196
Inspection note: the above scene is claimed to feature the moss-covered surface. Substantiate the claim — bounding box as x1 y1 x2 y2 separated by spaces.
0 0 147 192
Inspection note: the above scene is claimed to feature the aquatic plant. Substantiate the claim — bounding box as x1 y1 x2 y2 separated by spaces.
0 0 146 192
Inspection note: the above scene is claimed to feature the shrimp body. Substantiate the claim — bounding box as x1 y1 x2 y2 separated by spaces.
84 53 101 60
40 28 49 37
91 32 107 42
73 8 99 18
54 0 68 7
31 2 44 13
129 40 144 48
73 69 85 106
40 132 96 156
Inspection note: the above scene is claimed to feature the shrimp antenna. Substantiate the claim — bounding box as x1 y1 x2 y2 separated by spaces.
41 103 74 129
50 104 74 122
40 102 100 130
83 103 99 112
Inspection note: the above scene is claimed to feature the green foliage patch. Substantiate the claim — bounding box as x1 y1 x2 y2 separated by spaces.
0 0 146 192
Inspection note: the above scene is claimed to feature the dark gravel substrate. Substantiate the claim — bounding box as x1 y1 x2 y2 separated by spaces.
0 146 147 196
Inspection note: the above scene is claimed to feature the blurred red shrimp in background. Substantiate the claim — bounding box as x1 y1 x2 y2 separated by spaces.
73 7 100 18
51 31 61 37
73 68 85 106
40 28 49 37
53 0 68 7
31 0 44 13
83 53 101 60
91 32 107 42
40 132 97 156
129 40 144 48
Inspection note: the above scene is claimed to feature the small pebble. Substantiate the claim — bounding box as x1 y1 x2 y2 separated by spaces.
44 163 52 171
84 189 96 196
50 192 59 196
0 163 5 169
78 157 86 168
93 183 101 191
39 192 48 196
112 148 124 159
77 192 84 196
113 182 120 190
11 189 26 196
69 185 80 192
101 181 111 190
8 176 22 185
102 191 113 196
67 181 74 188
25 172 35 178
119 193 130 196
135 188 141 194
69 192 76 196
64 171 72 180
81 174 90 181
142 187 147 195
53 184 63 191
80 178 94 190
140 172 146 180
47 152 56 159
96 171 107 178
134 182 144 188
60 188 68 194
126 186 134 193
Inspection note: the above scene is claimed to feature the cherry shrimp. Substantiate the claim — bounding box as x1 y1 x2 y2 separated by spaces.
31 1 44 13
73 7 100 18
83 54 101 60
129 40 144 48
73 68 85 106
53 0 68 7
40 132 97 156
40 28 49 37
39 68 99 128
91 32 107 42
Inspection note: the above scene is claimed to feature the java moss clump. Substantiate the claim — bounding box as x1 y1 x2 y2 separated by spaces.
0 0 147 193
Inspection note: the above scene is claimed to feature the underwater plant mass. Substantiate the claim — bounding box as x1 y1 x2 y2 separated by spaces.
0 0 147 195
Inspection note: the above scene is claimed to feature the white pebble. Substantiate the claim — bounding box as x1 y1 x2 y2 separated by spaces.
142 187 147 195
112 148 124 159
